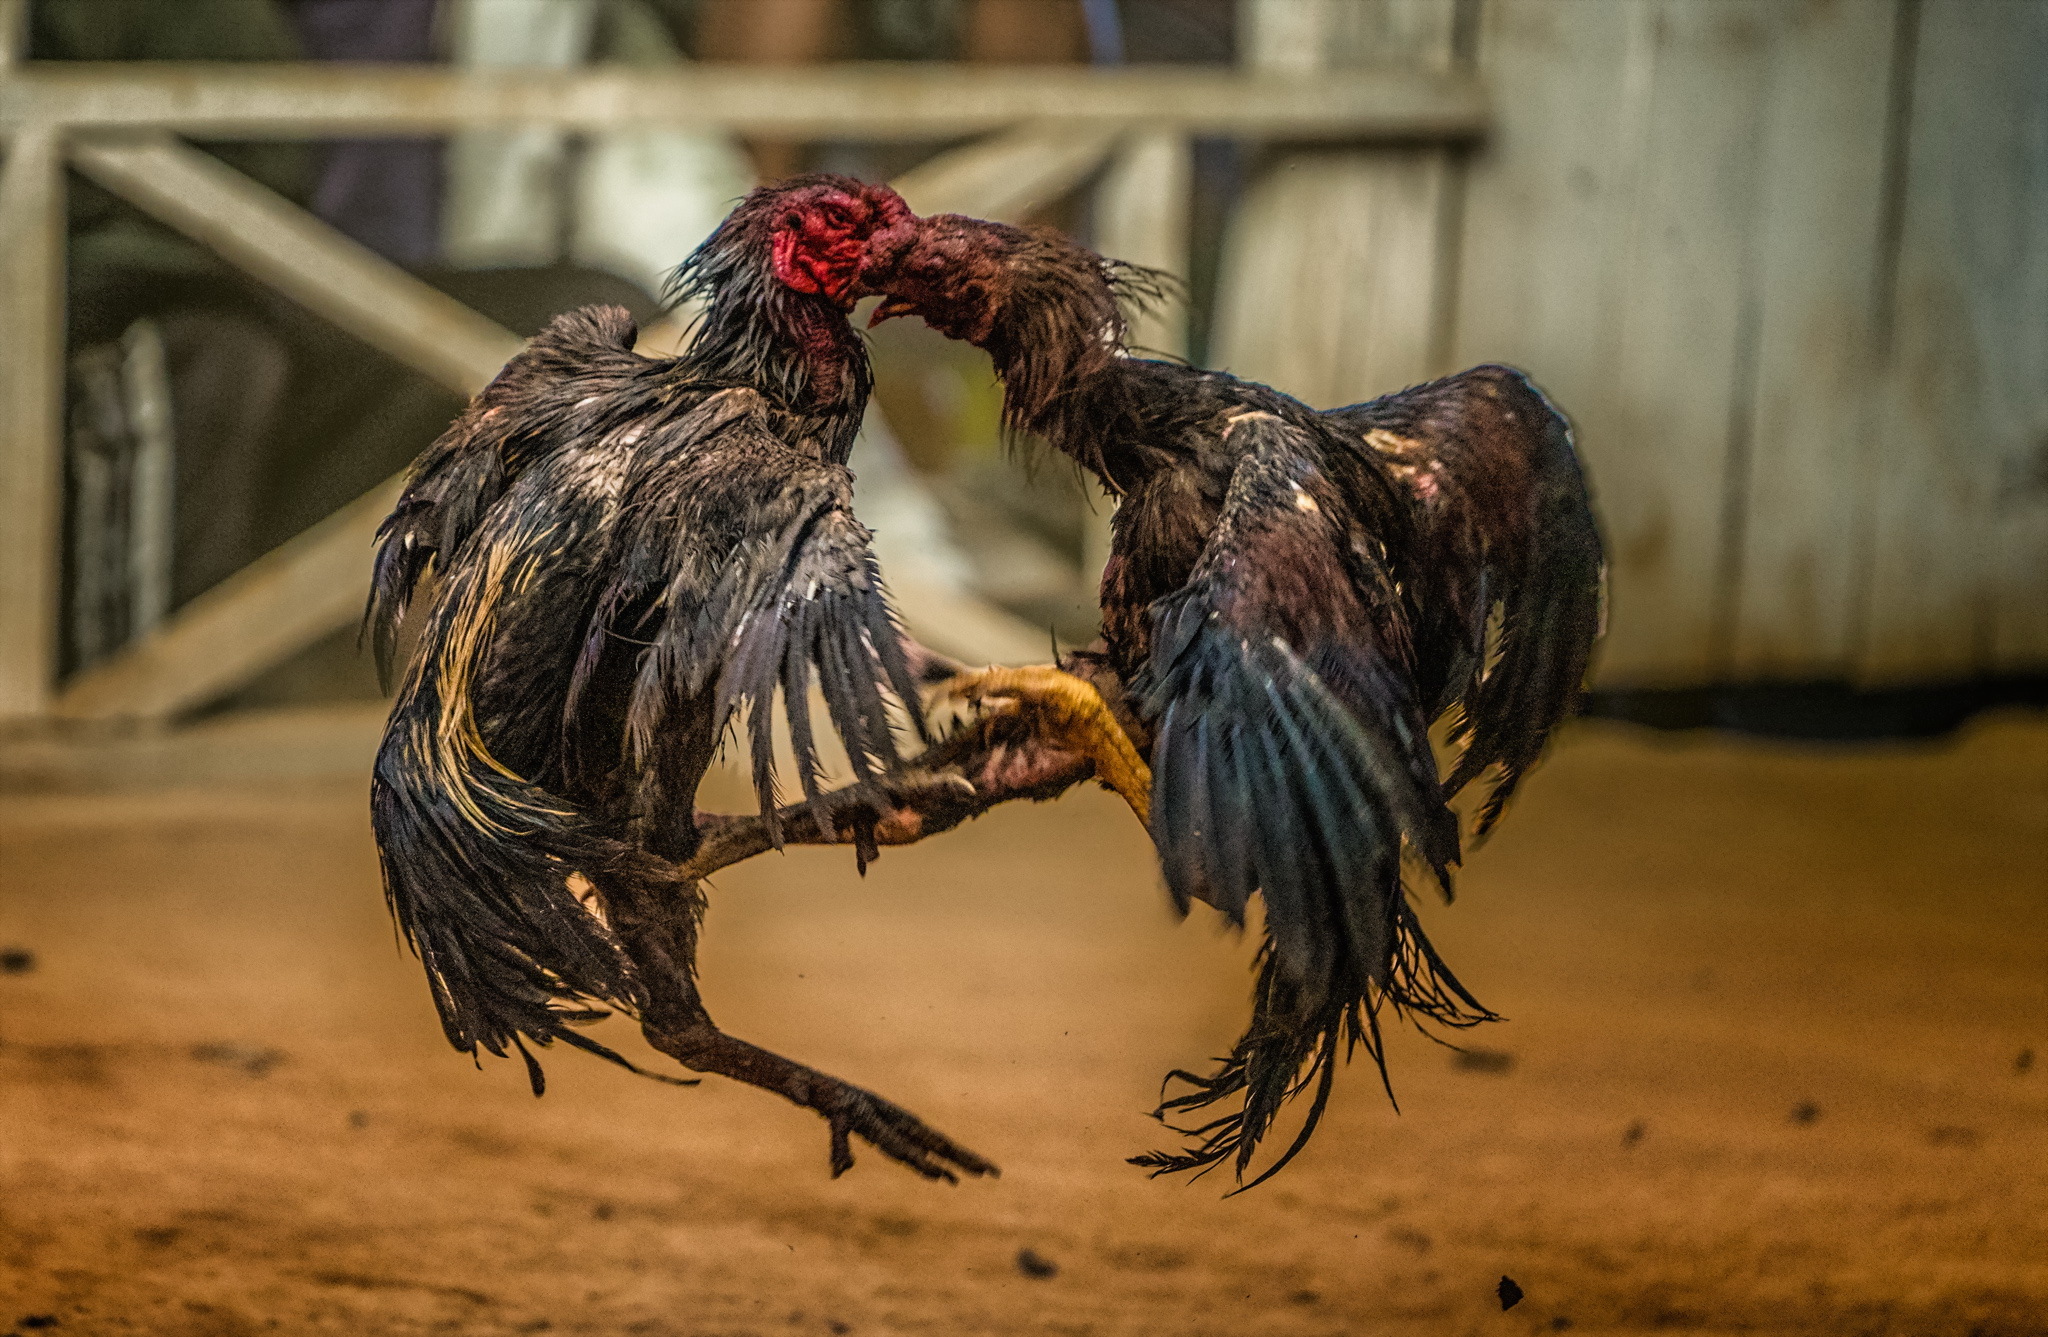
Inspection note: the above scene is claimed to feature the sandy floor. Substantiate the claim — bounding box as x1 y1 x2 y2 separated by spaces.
2 716 2044 1336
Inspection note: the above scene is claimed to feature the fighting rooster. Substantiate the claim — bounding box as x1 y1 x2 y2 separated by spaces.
864 214 1605 1186
365 177 1000 1182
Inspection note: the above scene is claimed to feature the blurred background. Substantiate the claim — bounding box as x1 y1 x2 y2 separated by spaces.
1 3 2043 1334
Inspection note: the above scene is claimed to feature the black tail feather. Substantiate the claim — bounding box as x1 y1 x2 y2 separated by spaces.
372 662 700 1094
1131 903 1497 1190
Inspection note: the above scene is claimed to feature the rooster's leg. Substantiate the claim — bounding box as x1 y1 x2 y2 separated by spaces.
942 665 1152 825
646 1017 998 1182
607 876 998 1183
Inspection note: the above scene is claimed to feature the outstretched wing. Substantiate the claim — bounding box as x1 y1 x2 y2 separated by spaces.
578 391 926 849
366 306 649 685
1132 411 1486 1185
1326 365 1606 837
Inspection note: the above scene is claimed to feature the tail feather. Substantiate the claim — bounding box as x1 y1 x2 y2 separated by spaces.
372 675 696 1096
1130 903 1497 1190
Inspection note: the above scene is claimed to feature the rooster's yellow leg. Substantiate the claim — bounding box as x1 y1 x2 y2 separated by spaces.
942 665 1152 826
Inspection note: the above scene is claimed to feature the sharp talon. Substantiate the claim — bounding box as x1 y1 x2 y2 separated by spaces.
940 665 1153 826
897 772 977 801
808 1080 1000 1183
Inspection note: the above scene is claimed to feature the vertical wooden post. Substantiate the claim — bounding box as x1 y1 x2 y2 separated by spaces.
1083 128 1193 591
0 0 26 68
1861 0 2048 680
1724 0 1899 679
0 126 66 722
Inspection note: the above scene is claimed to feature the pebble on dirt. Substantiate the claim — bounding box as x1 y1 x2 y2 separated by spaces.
1622 1120 1648 1147
190 1043 286 1077
1454 1048 1515 1074
1498 1276 1525 1310
1790 1101 1820 1125
0 947 35 975
1015 1248 1059 1279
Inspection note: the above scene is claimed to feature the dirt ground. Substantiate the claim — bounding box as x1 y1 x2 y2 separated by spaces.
2 715 2044 1336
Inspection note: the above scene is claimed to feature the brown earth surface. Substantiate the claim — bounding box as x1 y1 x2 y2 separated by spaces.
2 715 2045 1337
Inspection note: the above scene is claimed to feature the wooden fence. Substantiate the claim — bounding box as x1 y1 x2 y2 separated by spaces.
0 51 1484 725
2 0 2042 738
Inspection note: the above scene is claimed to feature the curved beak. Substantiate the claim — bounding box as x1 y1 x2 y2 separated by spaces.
867 297 920 328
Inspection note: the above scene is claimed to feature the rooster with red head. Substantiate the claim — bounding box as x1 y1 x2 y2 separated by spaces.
867 213 1606 1188
366 177 998 1183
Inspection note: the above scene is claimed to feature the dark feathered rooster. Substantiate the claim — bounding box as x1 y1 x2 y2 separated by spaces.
365 177 1000 1182
866 214 1606 1187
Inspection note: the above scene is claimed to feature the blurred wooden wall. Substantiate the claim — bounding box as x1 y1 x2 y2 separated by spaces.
1218 0 2047 687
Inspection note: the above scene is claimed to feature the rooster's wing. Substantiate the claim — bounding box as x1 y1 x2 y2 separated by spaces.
579 389 925 850
1325 365 1606 836
1138 410 1459 995
366 307 648 686
1132 410 1487 1185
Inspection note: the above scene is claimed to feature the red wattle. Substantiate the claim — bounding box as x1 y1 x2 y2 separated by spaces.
772 231 823 295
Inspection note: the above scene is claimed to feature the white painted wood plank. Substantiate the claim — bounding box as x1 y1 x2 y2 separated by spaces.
1861 0 2048 681
0 63 1489 141
1452 0 1776 686
1214 147 1449 407
0 0 25 68
1727 0 1899 679
0 126 65 722
1093 129 1192 359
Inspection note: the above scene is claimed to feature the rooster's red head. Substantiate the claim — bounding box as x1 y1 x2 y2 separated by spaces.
670 175 914 313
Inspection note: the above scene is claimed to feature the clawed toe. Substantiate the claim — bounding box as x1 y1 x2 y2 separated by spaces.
817 1083 999 1183
940 666 1153 825
641 1017 995 1187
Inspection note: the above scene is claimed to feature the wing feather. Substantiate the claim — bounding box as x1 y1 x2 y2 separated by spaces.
1132 413 1491 1184
1328 365 1606 836
585 394 925 846
366 305 647 686
372 449 694 1094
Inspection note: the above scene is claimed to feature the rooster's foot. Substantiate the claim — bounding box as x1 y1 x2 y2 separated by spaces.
813 1078 999 1183
941 665 1152 825
644 1017 997 1183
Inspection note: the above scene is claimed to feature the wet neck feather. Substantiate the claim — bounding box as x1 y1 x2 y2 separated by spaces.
686 272 871 459
983 275 1128 479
